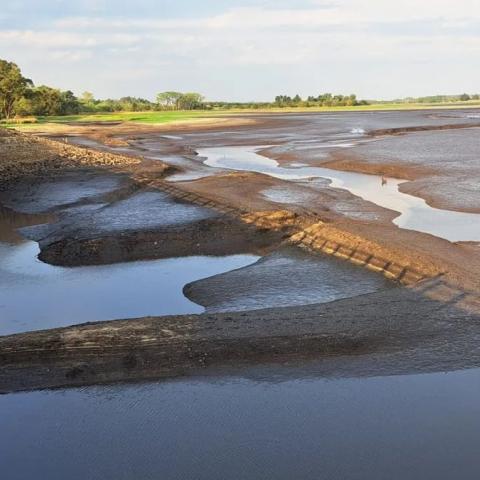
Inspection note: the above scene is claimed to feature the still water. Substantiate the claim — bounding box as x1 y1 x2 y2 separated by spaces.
2 367 480 480
198 145 480 242
0 238 258 335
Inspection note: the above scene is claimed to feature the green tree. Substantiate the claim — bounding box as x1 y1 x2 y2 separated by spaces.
178 92 204 110
156 91 183 110
30 86 63 116
27 86 80 116
0 59 33 120
81 91 95 103
59 90 80 114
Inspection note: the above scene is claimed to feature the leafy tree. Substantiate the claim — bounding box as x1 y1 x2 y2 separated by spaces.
156 91 204 110
24 86 80 116
178 92 204 110
0 60 33 119
274 92 363 107
59 90 80 114
156 91 183 110
30 86 63 116
81 91 95 103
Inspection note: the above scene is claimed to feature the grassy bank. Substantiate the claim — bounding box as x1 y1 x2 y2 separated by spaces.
2 100 479 129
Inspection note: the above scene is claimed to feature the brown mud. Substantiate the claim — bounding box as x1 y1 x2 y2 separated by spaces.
1 282 480 394
2 110 480 393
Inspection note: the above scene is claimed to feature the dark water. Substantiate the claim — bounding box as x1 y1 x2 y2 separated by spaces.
2 367 480 480
0 239 258 335
0 201 259 335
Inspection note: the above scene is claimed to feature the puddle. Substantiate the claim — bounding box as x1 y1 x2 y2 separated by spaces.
198 146 480 242
262 186 319 205
2 367 480 479
161 134 183 140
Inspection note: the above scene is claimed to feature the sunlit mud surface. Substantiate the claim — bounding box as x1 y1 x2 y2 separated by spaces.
349 127 480 212
197 145 480 242
20 190 217 241
2 367 480 480
185 246 394 312
0 170 126 214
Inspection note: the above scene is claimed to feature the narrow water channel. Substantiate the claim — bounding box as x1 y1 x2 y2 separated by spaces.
197 145 480 242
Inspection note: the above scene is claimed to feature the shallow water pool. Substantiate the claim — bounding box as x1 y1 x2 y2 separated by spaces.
0 238 258 335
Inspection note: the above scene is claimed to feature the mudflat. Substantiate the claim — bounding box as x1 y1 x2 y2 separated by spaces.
1 108 480 393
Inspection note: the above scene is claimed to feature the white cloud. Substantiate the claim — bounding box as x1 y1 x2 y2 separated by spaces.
2 1 480 100
54 2 480 30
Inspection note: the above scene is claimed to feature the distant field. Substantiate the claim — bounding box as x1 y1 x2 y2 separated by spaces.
3 101 480 128
5 111 213 127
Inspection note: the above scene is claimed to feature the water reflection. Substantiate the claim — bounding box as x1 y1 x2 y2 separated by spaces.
1 367 480 480
0 237 258 335
0 204 258 335
0 205 53 244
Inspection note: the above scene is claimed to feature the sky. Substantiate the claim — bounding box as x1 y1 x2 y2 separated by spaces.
1 0 479 101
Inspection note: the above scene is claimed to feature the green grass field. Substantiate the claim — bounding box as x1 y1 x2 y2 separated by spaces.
3 100 480 129
36 110 213 124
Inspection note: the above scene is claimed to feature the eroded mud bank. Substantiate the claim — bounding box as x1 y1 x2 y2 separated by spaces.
2 282 480 394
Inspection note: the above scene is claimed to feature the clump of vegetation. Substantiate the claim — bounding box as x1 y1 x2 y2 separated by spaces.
0 59 207 122
156 91 205 110
274 93 368 108
379 93 480 104
0 59 33 120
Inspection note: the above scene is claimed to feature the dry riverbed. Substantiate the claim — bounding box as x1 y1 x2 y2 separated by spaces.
1 109 480 393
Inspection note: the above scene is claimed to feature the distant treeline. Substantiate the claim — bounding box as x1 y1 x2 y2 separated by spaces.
381 93 480 104
1 59 479 120
274 93 367 107
0 59 206 120
205 94 369 109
